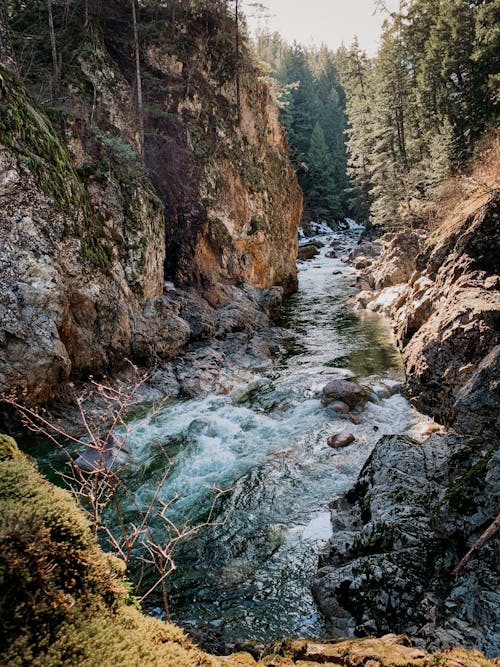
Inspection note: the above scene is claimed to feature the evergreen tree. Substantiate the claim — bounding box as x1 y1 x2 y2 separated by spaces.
338 38 375 220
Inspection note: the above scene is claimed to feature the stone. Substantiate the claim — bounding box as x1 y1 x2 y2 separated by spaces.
312 434 500 655
74 433 129 472
354 256 372 270
321 380 369 410
325 250 337 259
327 400 351 414
327 432 355 448
298 243 320 260
453 345 500 434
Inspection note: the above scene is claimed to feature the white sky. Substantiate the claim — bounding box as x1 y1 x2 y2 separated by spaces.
243 0 400 57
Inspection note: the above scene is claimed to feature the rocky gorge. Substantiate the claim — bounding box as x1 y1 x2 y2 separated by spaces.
1 1 499 666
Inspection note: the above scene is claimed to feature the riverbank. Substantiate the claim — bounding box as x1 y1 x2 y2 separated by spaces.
312 185 499 655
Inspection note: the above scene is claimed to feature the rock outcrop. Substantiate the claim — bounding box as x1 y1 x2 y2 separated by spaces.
0 2 301 406
312 434 500 656
350 192 500 432
401 196 500 428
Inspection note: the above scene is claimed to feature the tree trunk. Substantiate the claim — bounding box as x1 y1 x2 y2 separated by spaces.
47 0 59 91
131 0 145 160
452 514 500 577
235 0 241 123
0 0 17 73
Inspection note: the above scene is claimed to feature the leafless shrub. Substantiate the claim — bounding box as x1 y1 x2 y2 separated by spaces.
2 369 231 620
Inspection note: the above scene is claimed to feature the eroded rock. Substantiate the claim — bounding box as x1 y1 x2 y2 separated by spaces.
321 380 369 410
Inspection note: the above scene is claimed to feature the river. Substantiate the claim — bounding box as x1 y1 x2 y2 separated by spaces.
26 224 431 649
117 224 431 647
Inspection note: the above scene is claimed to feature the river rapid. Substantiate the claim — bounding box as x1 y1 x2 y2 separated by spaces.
27 224 432 649
118 224 432 647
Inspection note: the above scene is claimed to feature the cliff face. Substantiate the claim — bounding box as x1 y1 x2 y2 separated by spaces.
0 2 301 405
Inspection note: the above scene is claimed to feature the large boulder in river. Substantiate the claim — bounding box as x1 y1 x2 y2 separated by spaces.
321 380 369 410
298 243 321 260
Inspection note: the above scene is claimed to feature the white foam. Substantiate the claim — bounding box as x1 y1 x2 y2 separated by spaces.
302 512 333 541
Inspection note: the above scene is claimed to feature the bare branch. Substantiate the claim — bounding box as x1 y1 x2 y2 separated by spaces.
452 514 500 577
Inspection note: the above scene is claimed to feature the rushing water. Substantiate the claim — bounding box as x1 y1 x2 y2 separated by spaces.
28 225 431 647
118 225 430 645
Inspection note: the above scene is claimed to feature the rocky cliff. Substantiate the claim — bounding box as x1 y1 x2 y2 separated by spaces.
312 152 500 654
0 1 302 406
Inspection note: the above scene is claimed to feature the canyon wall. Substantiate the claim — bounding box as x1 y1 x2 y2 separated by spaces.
0 2 302 405
313 176 500 654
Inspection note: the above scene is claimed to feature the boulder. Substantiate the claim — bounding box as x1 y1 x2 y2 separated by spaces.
325 250 337 259
321 380 369 410
327 400 351 414
327 432 355 448
75 433 129 472
298 243 320 261
354 256 372 270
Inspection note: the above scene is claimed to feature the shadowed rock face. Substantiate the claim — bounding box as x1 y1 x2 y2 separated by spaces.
0 4 301 406
312 434 500 656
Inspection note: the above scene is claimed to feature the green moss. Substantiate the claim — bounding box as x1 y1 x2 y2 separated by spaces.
0 67 88 215
0 439 217 666
209 216 233 250
0 66 119 270
248 218 268 235
0 435 20 461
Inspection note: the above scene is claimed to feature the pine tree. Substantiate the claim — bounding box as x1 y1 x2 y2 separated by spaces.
338 38 375 221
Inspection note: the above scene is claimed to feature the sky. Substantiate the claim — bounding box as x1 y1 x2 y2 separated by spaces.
243 0 400 57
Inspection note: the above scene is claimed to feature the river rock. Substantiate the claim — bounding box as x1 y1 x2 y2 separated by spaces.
74 433 129 472
354 256 372 270
312 433 500 655
325 250 337 259
298 243 320 260
321 380 369 410
453 344 500 434
327 400 351 414
327 432 355 448
0 37 301 408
